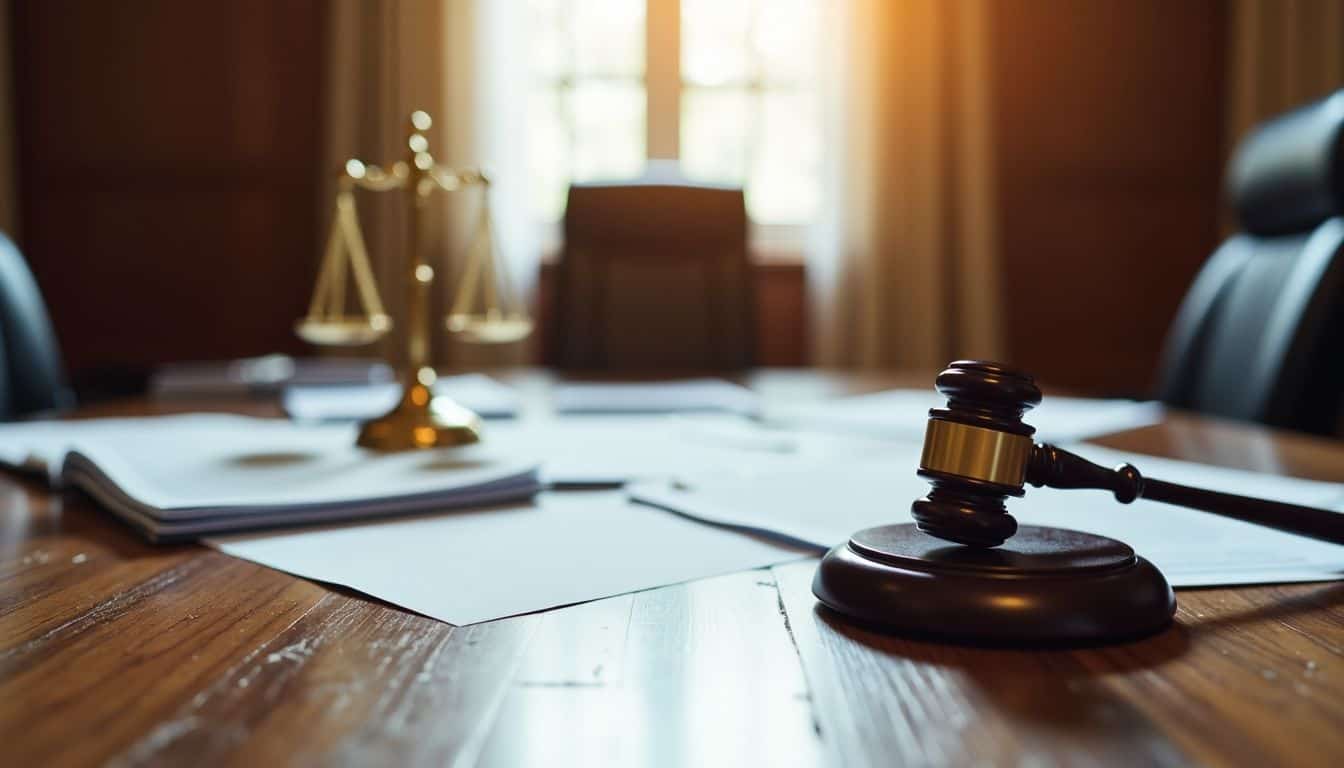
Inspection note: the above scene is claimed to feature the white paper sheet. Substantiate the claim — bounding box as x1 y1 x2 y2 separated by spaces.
765 389 1165 443
482 415 907 486
630 443 1344 587
283 373 521 422
207 490 811 625
553 379 760 415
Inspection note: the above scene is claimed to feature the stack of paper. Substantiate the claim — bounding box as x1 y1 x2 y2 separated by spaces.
0 414 540 541
152 355 392 399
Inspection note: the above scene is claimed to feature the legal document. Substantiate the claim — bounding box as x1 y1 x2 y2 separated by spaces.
630 443 1344 587
208 490 811 625
765 389 1165 443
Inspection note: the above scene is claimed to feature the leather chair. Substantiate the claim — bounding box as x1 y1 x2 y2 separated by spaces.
1157 91 1344 436
0 231 73 420
553 176 753 371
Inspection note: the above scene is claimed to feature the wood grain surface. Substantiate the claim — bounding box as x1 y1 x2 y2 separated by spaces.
2 370 1343 767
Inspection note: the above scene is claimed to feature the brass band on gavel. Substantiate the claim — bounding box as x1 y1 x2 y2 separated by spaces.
919 419 1033 489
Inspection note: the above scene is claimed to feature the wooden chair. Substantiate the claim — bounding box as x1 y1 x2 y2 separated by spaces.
0 230 73 420
552 178 754 371
1157 91 1344 436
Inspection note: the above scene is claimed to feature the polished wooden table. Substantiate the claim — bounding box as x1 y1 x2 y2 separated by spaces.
3 371 1344 766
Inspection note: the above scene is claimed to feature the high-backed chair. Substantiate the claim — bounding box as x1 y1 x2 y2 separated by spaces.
0 231 73 420
554 177 753 371
1157 91 1344 436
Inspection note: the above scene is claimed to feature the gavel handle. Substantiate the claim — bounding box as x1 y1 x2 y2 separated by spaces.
1138 478 1344 544
1027 443 1344 546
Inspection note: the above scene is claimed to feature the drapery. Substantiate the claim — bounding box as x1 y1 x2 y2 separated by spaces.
0 0 18 239
323 0 535 368
1227 0 1344 148
808 0 1003 369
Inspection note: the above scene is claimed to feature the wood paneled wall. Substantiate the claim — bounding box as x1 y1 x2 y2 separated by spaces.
990 1 1227 394
11 0 326 377
9 1 1227 386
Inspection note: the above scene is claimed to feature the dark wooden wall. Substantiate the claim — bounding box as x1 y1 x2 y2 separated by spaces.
990 1 1227 394
10 1 1226 385
11 0 326 378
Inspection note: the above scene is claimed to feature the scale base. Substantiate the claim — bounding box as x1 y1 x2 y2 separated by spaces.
812 523 1175 646
356 384 482 451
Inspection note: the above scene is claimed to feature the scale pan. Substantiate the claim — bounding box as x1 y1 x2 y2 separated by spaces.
295 315 393 346
445 314 534 344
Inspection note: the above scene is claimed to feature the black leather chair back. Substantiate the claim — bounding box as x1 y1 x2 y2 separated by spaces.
1157 92 1344 436
0 231 72 420
554 178 753 371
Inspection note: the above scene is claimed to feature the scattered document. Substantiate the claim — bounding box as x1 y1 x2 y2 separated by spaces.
283 374 521 422
553 379 760 415
483 415 909 487
764 389 1165 443
152 355 393 399
207 490 812 625
0 414 540 541
630 443 1344 587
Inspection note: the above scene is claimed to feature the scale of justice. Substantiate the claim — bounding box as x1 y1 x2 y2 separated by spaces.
295 110 531 451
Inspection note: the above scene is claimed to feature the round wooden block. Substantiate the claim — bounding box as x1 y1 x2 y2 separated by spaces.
812 524 1176 645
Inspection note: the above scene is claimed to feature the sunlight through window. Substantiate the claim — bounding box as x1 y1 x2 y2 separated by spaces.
527 0 821 230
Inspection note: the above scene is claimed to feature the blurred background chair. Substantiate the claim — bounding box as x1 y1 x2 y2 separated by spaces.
0 230 72 420
1157 91 1344 437
553 175 754 371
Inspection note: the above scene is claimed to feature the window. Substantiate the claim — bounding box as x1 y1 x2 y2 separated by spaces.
527 0 822 236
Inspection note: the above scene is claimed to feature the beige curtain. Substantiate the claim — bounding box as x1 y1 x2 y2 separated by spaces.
0 0 18 238
1227 0 1344 149
323 0 534 368
809 0 1002 369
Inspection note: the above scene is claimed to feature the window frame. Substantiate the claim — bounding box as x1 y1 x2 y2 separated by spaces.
537 0 810 254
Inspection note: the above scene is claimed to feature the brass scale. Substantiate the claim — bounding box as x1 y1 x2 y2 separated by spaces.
296 111 531 450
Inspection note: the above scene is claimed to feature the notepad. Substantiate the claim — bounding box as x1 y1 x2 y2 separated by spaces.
765 389 1165 443
629 443 1344 587
0 414 541 541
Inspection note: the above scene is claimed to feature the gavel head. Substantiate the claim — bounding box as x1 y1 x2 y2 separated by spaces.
911 360 1042 548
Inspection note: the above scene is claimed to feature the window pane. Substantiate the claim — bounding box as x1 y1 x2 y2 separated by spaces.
528 0 570 80
572 80 646 183
680 87 751 184
748 90 820 224
754 0 818 86
527 1 647 221
682 0 753 86
681 0 822 225
574 0 645 77
527 87 570 221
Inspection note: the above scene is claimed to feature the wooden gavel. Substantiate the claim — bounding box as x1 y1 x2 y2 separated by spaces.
913 360 1344 548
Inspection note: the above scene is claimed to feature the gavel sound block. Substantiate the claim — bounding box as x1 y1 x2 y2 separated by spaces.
812 360 1344 645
